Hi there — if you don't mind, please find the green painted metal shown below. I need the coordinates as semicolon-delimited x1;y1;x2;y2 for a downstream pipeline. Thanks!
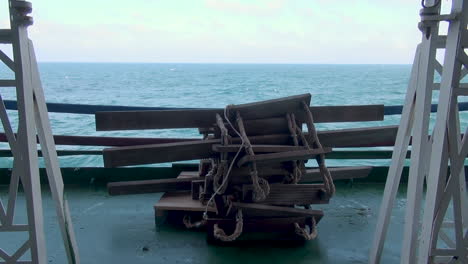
0;166;405;185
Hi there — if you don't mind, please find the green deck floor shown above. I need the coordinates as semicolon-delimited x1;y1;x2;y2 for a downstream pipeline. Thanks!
1;183;410;263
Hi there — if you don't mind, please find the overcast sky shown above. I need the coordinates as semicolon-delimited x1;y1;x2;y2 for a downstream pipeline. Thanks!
1;0;427;63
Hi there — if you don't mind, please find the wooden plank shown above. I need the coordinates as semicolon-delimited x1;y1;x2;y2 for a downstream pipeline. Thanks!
232;202;324;219
107;177;203;196
0;132;199;147
317;125;398;148
307;104;384;123
225;94;311;120
0;123;398;149
301;166;372;182
154;191;216;212
237;148;332;167
242;184;329;205
229;166;372;185
177;171;199;179
213;144;304;153
103;139;218;167
96;104;384;131
102;126;398;167
214;117;290;137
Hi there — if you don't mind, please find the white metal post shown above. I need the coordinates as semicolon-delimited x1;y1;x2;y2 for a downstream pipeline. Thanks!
371;0;468;263
0;1;80;263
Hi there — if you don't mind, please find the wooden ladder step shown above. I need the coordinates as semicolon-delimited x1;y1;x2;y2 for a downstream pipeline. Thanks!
213;144;305;153
154;191;216;212
102;126;397;167
224;93;311;121
95;104;384;131
107;177;202;196
232;202;324;219
242;183;329;205
237;148;332;167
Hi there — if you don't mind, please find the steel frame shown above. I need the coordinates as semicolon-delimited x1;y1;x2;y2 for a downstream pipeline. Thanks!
0;1;79;263
370;0;468;263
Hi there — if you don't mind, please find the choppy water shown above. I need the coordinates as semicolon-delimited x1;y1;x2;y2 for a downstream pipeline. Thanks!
0;63;466;167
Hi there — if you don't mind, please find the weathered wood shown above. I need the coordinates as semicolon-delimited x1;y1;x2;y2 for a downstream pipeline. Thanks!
213;144;304;153
242;184;329;205
317;125;398;148
103;140;218;167
0;132;199;147
95;104;384;131
0;125;400;148
154;191;216;212
107;177;203;196
177;171;199;179
218;117;290;136
103;126;398;167
227;166;372;184
226;94;312;120
237;148;332;167
307;104;384;123
232;202;324;219
301;166;372;182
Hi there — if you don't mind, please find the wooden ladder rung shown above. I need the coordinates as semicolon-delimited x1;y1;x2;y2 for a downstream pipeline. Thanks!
213;144;305;153
232;202;324;219
237;148;332;167
107;177;203;196
242;183;330;205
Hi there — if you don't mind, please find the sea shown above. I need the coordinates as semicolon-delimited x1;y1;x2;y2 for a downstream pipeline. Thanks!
0;63;467;168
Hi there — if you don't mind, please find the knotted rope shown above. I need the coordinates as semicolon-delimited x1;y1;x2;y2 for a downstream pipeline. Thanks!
235;111;270;201
286;113;305;184
213;210;243;242
294;217;318;240
212;114;231;194
183;214;207;229
302;102;335;196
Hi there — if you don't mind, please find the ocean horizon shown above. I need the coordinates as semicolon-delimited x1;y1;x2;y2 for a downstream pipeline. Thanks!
0;63;466;167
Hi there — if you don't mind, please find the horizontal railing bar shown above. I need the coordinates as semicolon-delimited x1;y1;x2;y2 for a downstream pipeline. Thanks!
3;100;193;114
0;80;16;87
2;100;467;116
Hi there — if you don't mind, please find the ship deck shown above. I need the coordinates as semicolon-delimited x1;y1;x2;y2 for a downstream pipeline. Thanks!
1;183;408;264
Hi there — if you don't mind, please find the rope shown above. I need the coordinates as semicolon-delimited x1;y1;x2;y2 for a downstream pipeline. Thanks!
235;111;269;201
286;113;304;184
213;160;229;194
294;218;317;240
202;105;245;221
212;114;231;194
213;210;243;242
183;215;207;229
301;102;335;196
